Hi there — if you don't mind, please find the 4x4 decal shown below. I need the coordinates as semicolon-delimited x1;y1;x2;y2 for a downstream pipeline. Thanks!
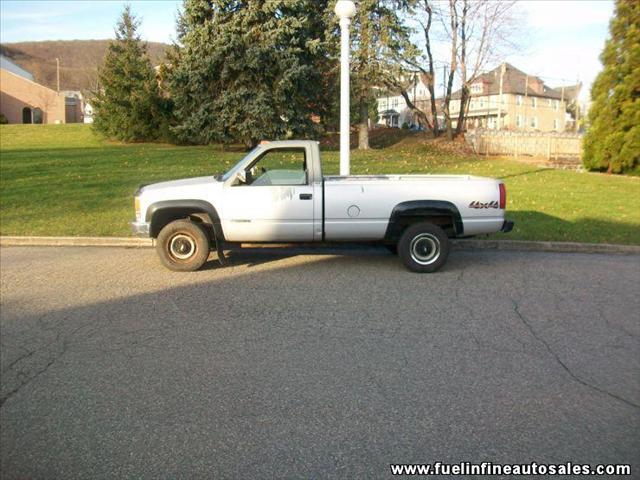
469;200;499;209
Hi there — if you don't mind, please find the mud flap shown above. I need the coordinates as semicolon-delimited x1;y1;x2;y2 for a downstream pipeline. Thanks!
214;236;226;265
501;220;514;233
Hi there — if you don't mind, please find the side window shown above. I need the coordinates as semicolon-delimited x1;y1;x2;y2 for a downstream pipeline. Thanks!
244;148;307;186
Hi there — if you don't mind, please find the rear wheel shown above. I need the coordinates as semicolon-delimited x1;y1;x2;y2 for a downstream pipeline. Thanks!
156;219;210;272
398;222;449;273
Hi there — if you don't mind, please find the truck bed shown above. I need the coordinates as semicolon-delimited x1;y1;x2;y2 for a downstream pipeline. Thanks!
324;174;473;182
323;174;504;240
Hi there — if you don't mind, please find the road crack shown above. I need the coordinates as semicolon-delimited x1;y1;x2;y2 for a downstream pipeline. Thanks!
510;297;640;410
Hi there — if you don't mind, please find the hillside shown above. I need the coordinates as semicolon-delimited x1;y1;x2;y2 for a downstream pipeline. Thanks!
0;40;169;93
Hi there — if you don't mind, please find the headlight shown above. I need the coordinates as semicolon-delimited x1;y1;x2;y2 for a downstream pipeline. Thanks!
134;196;141;220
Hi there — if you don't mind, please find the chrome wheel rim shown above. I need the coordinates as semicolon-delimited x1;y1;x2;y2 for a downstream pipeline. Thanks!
410;233;440;265
169;234;196;260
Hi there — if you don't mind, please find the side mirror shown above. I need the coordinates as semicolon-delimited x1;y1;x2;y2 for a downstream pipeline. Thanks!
236;169;246;184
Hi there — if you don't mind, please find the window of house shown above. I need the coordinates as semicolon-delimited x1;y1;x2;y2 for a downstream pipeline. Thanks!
547;99;552;108
391;98;399;109
516;115;523;128
530;116;538;129
553;118;559;130
531;97;537;108
516;95;523;106
380;100;387;110
32;108;43;124
241;148;307;187
471;83;482;94
554;100;559;110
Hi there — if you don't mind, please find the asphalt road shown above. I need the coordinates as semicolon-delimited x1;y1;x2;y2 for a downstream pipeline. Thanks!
1;246;639;479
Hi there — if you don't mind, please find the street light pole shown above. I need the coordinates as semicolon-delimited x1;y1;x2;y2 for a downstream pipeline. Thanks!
334;0;356;176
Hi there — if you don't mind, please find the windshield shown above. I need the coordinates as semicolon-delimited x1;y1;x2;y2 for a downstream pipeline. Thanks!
221;145;262;182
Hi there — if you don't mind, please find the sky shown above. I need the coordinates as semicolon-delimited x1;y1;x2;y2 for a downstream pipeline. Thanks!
0;0;615;102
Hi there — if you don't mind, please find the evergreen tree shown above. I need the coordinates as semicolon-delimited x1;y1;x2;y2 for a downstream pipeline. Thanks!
583;0;639;174
93;5;168;142
169;0;331;148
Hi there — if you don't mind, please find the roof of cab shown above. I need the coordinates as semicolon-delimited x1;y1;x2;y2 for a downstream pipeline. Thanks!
258;139;318;148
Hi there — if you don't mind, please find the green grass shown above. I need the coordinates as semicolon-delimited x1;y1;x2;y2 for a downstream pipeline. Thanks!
1;124;639;244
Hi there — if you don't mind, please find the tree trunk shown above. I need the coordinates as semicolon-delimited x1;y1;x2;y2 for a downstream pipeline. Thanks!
445;116;454;141
358;99;369;150
423;1;439;136
399;90;432;131
429;82;439;137
455;86;469;136
443;0;458;141
443;69;457;141
455;0;469;138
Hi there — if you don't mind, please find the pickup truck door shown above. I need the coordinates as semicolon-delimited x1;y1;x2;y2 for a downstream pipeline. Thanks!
221;146;315;242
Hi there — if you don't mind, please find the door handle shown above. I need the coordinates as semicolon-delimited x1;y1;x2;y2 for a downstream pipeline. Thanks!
299;193;312;200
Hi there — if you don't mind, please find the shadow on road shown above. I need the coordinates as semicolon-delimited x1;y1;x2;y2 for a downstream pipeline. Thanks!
1;247;638;478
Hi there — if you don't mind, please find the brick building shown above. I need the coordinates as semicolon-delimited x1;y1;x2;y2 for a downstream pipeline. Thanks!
0;55;70;124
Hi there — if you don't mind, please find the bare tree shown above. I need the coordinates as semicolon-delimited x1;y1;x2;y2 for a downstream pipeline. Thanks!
385;0;440;135
442;0;459;140
452;0;518;135
394;0;519;139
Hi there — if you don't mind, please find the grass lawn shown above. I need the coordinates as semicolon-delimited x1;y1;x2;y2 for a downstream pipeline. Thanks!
1;124;639;244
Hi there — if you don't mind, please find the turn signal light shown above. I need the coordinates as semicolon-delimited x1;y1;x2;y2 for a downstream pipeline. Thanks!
134;196;141;220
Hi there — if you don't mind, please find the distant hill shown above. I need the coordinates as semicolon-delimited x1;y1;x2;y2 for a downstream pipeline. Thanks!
0;40;169;93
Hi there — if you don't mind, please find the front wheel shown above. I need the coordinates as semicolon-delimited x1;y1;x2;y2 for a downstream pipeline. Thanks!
156;220;210;272
398;222;449;273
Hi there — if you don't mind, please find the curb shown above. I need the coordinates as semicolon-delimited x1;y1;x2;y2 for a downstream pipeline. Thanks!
1;236;639;255
451;239;640;255
0;236;153;248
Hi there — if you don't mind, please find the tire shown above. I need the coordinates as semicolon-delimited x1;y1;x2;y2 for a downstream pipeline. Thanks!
398;222;449;273
156;219;210;272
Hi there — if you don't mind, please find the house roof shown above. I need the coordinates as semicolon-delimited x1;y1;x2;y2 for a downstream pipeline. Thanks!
0;54;34;81
552;83;582;102
452;63;570;100
0;67;62;98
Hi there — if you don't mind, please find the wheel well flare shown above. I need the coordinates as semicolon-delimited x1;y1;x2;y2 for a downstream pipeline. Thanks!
146;200;222;239
384;200;463;241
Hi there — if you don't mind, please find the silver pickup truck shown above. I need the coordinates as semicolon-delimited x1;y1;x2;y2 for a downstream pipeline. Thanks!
131;140;513;272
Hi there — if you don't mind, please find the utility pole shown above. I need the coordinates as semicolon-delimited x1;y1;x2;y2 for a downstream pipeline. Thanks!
574;76;581;132
497;63;505;130
56;58;60;93
524;75;529;131
560;84;565;132
413;72;417;127
334;0;356;176
443;65;448;100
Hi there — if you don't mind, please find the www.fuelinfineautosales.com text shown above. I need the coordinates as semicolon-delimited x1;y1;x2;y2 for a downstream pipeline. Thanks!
389;462;631;476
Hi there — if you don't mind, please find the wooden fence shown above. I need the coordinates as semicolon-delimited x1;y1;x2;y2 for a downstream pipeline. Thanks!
465;130;583;161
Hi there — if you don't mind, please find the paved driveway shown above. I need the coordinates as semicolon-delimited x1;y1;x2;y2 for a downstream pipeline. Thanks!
1;246;639;478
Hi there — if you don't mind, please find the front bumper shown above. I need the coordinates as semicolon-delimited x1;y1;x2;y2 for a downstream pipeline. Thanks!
501;220;514;233
130;221;150;237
